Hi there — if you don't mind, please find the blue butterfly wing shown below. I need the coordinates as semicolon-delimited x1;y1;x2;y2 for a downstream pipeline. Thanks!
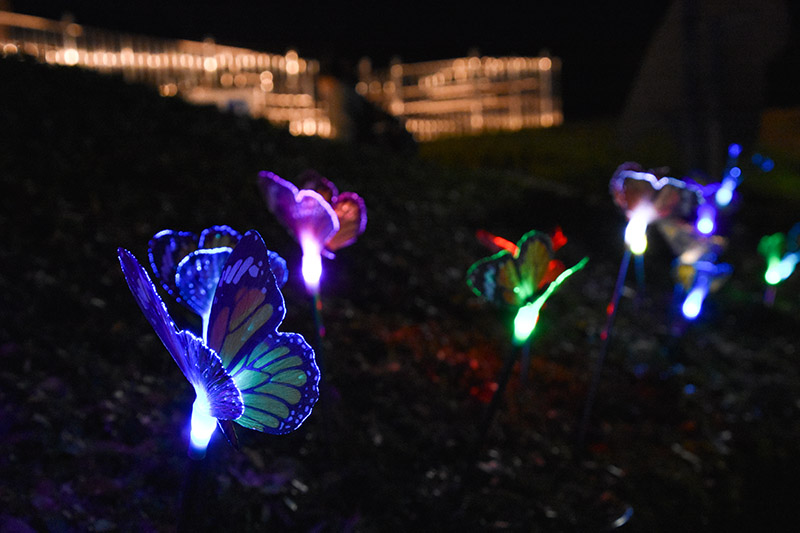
118;247;194;379
120;248;244;419
206;230;320;434
697;260;733;293
199;225;241;249
175;247;232;318
148;229;198;303
267;250;289;288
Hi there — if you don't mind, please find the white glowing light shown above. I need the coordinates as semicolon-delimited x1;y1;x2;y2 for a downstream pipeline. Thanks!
300;234;322;294
64;48;79;66
696;216;714;236
696;204;716;235
203;57;218;72
189;390;216;457
764;266;781;286
624;204;657;255
715;184;733;207
681;286;707;320
513;303;540;344
765;253;799;285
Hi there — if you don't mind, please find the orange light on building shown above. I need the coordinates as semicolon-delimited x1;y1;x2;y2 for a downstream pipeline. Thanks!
63;48;79;65
203;56;217;72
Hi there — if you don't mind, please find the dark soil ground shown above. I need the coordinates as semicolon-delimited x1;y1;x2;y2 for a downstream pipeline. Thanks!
1;56;800;532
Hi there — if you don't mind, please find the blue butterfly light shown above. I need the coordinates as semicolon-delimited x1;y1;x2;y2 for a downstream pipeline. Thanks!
119;230;319;458
148;225;288;338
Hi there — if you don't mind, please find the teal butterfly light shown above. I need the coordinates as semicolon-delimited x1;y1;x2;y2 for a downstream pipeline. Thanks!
758;222;800;305
119;230;320;458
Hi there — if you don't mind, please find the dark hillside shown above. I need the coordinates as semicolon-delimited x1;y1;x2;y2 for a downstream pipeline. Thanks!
1;56;799;532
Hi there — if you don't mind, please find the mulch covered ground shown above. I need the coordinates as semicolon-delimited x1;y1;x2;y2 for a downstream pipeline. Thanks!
1;56;799;532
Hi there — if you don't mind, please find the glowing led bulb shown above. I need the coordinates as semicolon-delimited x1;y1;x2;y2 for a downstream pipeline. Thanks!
696;204;716;235
511;257;589;345
624;204;656;255
715;184;733;207
779;254;799;281
189;390;216;458
513;304;540;344
300;234;322;294
765;253;799;285
764;265;782;285
681;286;707;320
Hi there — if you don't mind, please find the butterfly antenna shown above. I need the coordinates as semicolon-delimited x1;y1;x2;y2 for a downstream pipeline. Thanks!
217;419;240;450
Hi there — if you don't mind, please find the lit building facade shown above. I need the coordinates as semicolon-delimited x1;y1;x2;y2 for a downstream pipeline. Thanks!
0;10;333;137
357;54;563;141
1;10;563;142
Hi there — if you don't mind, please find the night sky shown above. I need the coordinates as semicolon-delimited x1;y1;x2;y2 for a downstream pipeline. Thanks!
6;1;799;118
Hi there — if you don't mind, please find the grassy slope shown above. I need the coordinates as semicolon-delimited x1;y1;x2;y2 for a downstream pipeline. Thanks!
419;113;800;205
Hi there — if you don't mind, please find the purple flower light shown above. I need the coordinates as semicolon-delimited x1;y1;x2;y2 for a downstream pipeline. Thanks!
258;171;367;293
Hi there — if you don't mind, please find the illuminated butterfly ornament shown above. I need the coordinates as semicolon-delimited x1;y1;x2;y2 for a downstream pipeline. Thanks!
257;170;367;295
656;218;731;320
119;230;320;458
469;229;587;442
610;162;703;255
758;222;800;305
697;142;773;210
297;169;368;255
467;229;588;345
657;217;728;266
680;143;753;239
714;143;745;208
674;256;733;320
578;164;702;448
148;225;288;337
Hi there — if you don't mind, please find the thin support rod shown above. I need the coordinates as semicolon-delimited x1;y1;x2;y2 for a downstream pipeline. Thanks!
577;248;631;450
